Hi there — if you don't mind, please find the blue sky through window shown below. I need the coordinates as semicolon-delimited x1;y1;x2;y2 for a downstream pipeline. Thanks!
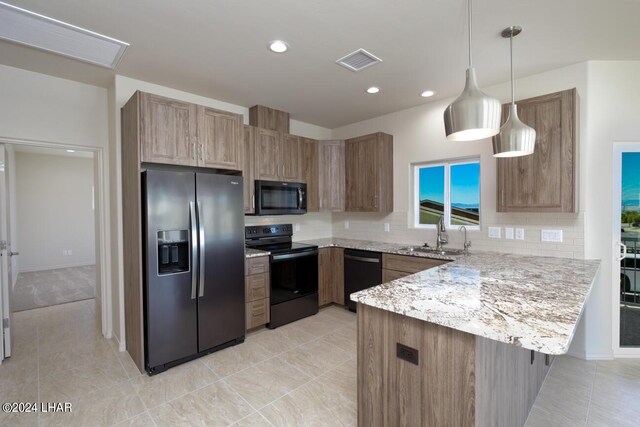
450;163;480;208
418;166;444;203
622;153;640;209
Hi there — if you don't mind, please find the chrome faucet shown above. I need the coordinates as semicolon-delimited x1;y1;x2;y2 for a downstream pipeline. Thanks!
459;225;472;254
436;215;448;251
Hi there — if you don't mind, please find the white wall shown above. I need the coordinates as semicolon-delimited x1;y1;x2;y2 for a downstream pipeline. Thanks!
0;64;110;335
111;75;333;348
331;62;588;260
14;152;95;271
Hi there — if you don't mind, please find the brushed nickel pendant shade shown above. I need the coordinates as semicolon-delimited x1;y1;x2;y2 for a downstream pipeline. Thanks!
444;0;501;141
492;26;536;157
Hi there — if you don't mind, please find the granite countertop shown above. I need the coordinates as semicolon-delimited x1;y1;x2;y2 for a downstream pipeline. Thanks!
298;237;601;355
245;248;270;258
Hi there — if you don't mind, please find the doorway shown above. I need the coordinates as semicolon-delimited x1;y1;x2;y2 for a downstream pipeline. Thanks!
0;139;109;364
613;143;640;354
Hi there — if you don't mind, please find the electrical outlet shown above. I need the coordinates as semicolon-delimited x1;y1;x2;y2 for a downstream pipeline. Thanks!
488;227;501;239
344;221;350;230
515;228;525;240
294;223;300;232
384;223;390;232
505;228;514;240
541;229;563;243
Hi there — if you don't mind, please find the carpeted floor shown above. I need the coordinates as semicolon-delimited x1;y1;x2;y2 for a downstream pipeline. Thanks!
11;265;96;312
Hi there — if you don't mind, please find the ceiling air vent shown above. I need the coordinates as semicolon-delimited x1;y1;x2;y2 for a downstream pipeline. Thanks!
335;48;382;72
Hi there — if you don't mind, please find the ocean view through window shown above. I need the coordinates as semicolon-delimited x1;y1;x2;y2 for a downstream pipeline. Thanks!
414;159;480;229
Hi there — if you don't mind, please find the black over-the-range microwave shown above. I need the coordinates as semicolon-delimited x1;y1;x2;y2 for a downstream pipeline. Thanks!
254;180;307;215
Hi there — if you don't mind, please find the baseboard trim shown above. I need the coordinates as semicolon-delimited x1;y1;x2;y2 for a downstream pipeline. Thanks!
19;262;96;273
567;349;614;360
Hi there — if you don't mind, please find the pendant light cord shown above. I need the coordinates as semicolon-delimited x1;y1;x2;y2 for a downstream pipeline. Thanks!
510;33;515;105
468;0;472;68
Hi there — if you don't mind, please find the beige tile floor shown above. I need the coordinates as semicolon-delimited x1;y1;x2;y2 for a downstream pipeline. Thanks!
0;299;639;426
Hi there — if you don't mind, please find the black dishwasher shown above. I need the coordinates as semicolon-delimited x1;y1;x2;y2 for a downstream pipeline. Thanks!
344;249;382;312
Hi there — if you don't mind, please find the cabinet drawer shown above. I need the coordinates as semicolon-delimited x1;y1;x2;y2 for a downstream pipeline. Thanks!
245;256;270;275
246;298;269;329
245;273;269;302
382;254;448;274
382;268;409;283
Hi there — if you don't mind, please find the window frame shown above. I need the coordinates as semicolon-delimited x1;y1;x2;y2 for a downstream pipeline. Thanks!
413;157;481;231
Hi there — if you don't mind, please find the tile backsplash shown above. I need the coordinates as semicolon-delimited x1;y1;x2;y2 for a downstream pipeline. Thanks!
331;211;585;259
244;212;333;240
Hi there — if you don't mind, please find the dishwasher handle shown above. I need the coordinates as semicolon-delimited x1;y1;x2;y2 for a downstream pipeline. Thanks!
344;254;380;263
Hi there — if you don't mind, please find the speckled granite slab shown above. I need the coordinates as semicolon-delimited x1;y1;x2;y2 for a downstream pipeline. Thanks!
298;237;600;355
245;248;270;258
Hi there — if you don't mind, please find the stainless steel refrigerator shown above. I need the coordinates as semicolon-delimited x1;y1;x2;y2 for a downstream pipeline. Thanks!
142;168;245;374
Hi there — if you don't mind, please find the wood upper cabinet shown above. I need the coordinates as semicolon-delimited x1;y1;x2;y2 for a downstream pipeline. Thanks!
255;128;301;182
243;125;256;213
300;137;319;212
255;128;281;180
139;92;197;166
318;140;345;212
137;91;243;170
496;88;577;213
249;105;290;134
281;134;301;180
345;132;393;212
198;106;243;170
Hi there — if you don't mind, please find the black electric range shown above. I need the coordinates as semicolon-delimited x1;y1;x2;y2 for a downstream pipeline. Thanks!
245;224;319;328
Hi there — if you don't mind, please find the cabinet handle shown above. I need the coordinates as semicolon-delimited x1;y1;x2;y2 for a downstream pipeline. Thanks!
252;194;255;209
530;350;535;365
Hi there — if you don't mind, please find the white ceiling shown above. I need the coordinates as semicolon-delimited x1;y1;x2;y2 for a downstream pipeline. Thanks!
1;0;639;128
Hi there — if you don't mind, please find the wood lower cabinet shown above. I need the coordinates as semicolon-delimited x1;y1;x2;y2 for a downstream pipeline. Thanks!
497;88;577;213
318;140;345;211
358;305;553;427
345;132;393;212
136;91;243;170
245;256;270;329
382;254;449;281
300;137;319;212
318;247;345;306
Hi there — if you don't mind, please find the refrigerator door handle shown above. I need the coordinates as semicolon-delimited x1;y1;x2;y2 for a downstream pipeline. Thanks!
189;201;198;300
197;201;205;297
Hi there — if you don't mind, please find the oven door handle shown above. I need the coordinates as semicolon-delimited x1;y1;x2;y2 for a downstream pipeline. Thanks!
271;250;318;262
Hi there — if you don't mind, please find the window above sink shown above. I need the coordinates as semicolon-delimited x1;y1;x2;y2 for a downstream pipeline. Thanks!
412;158;480;230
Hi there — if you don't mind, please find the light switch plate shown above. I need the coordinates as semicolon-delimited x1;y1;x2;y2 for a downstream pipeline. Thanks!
541;229;563;243
505;228;514;240
344;221;350;230
515;228;525;240
488;227;501;239
384;223;390;232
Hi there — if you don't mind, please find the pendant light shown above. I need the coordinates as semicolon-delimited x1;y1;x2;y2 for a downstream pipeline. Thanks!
492;26;536;157
443;0;501;141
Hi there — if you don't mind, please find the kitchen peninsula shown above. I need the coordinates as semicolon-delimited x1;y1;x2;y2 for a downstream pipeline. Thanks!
346;246;600;427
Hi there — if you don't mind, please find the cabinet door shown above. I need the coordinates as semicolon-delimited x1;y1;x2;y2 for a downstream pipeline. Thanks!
198;106;243;170
497;89;576;212
281;134;301;181
318;140;345;211
318;248;332;306
255;128;281;180
331;247;345;305
139;92;197;166
300;137;319;212
243;125;256;213
346;134;380;211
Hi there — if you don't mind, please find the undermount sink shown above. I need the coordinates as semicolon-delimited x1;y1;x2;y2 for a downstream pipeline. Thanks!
399;246;466;256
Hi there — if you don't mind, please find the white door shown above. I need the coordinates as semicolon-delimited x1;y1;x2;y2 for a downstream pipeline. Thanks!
613;143;640;355
0;144;13;360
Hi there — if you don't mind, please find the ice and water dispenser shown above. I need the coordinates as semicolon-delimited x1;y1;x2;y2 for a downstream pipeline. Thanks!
157;230;189;275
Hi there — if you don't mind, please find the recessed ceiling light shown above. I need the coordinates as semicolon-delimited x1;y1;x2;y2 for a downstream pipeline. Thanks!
421;90;435;98
66;149;75;153
0;1;129;69
366;87;380;94
268;40;288;53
